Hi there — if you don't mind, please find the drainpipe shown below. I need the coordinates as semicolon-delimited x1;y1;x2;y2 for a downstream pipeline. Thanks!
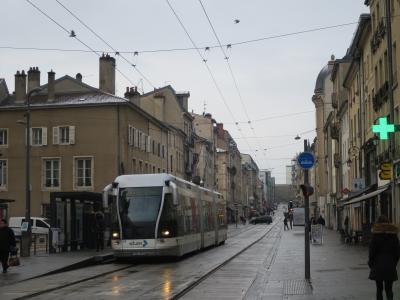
384;0;396;223
117;105;121;175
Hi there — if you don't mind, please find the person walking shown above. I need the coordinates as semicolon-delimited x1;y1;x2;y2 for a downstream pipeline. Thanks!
283;216;289;231
368;215;399;300
95;211;105;252
317;215;325;226
0;219;16;273
288;210;294;230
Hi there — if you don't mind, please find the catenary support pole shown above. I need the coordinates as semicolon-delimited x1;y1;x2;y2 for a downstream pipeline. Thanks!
304;139;311;280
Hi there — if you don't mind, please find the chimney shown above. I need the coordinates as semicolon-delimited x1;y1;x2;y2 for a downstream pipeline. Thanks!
47;70;55;102
124;86;141;105
27;67;40;92
216;123;224;139
15;70;27;104
99;53;115;94
76;73;82;82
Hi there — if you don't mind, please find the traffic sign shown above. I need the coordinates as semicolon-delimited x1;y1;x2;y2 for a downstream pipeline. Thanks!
297;152;315;169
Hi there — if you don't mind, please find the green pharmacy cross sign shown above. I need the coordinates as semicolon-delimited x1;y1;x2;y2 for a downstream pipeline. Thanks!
372;117;396;140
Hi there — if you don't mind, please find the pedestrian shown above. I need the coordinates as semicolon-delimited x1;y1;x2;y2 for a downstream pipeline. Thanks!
283;216;289;231
95;211;105;252
0;219;16;273
289;210;294;230
317;215;325;226
368;215;399;300
344;215;349;235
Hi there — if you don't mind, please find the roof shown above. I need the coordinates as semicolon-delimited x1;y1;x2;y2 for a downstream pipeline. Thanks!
0;76;170;130
347;14;371;57
140;85;192;116
314;64;332;94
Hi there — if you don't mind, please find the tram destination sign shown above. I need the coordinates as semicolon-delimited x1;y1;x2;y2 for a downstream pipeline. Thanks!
297;152;315;169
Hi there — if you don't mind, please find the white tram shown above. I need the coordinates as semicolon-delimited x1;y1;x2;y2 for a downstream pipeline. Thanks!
103;174;227;257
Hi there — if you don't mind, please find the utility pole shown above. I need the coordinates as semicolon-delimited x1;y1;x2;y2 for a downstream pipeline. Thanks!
303;139;311;280
21;87;41;257
385;0;396;222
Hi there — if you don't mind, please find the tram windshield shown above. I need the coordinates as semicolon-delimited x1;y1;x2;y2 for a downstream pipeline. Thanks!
118;186;163;239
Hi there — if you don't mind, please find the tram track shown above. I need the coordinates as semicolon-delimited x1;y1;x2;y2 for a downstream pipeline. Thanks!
13;263;137;300
5;220;282;300
171;217;282;300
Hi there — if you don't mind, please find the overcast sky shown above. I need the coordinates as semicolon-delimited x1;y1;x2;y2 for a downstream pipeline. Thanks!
0;0;368;183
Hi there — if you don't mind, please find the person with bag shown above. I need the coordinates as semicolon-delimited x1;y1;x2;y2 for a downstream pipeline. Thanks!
368;215;400;300
0;219;17;273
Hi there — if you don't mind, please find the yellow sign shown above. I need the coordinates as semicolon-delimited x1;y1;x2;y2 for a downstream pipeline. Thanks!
379;163;392;180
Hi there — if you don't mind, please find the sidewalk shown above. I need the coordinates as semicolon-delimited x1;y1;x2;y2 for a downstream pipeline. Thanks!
257;226;400;299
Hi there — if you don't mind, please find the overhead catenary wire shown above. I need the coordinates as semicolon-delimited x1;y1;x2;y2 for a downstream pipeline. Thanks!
0;19;367;55
24;0;136;87
54;0;155;89
197;0;268;160
164;0;262;165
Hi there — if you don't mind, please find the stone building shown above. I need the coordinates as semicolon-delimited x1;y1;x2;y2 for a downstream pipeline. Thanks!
215;123;242;222
0;55;186;248
191;113;217;190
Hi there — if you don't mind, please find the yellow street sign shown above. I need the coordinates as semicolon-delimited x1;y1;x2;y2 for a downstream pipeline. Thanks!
379;163;392;180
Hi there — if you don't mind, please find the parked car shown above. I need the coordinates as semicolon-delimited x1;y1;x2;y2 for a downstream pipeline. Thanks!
250;215;273;224
9;217;51;237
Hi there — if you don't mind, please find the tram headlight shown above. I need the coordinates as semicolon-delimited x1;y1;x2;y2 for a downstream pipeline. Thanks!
112;232;119;239
161;230;170;237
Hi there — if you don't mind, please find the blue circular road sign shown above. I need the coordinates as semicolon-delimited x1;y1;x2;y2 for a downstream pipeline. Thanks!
297;152;315;169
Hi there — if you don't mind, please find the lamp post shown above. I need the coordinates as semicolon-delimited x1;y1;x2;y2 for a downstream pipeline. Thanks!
20;87;42;257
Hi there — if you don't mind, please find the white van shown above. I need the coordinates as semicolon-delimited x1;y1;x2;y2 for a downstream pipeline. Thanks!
9;217;51;237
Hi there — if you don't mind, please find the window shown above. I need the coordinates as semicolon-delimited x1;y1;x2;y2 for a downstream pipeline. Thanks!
31;127;47;146
139;161;143;173
132;158;137;173
162;145;165;158
0;129;8;147
158;168;161;173
153;166;155;173
53;126;75;145
43;159;60;189
60;126;69;144
170;155;173;173
145;162;148;173
75;157;93;188
36;220;49;228
152;140;155;154
158;143;161;157
0;160;7;189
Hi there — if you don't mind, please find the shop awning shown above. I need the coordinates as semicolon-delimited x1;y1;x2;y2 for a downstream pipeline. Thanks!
340;186;389;207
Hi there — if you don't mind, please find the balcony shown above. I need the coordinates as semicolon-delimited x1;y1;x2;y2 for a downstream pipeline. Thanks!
334;153;341;168
370;20;386;54
330;123;340;140
372;81;389;111
331;92;338;109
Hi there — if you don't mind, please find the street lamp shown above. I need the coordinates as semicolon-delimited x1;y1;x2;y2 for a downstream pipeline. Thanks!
20;87;42;257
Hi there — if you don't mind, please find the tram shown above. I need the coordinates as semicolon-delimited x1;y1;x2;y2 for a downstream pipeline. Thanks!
103;174;227;257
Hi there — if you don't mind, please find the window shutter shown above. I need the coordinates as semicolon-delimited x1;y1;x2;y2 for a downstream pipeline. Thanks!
128;125;133;146
147;136;151;153
134;129;139;148
53;127;59;145
29;128;33;146
69;126;75;145
42;127;47;146
142;134;146;151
